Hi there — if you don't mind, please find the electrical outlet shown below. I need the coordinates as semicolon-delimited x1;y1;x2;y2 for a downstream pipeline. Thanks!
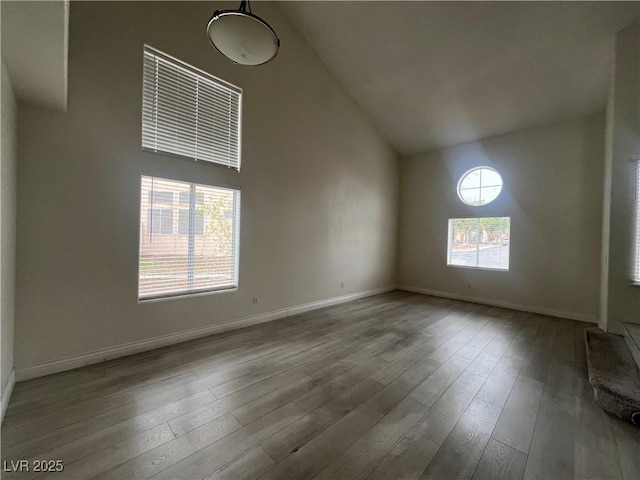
340;282;345;289
252;296;259;304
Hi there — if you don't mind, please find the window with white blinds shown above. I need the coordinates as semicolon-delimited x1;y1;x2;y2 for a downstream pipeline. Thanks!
142;46;242;170
447;217;511;270
633;158;640;283
139;175;240;300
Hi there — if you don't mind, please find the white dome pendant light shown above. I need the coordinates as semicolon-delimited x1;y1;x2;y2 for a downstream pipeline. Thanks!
207;1;280;66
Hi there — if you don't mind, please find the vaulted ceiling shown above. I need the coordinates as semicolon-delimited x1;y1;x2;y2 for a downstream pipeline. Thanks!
1;1;637;153
279;1;639;156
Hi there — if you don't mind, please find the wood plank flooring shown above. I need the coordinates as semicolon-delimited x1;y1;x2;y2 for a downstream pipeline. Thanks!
2;291;639;480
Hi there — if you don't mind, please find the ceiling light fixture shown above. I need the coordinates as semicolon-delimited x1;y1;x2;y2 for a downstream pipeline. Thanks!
206;1;280;66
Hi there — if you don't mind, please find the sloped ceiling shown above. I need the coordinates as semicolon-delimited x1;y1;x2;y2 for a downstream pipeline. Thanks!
279;1;639;156
1;0;69;111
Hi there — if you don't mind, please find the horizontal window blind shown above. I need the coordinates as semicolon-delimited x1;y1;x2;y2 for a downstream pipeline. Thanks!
634;158;640;283
139;175;240;300
447;217;510;271
142;46;242;170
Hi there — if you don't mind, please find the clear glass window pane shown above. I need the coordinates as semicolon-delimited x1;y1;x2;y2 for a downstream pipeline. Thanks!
447;217;510;271
178;210;204;235
457;167;503;206
147;208;174;234
459;170;481;190
481;169;502;187
479;185;502;205
459;188;482;206
139;175;240;300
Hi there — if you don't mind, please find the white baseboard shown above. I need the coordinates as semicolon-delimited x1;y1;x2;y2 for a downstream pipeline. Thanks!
15;286;396;382
1;368;16;424
398;285;598;324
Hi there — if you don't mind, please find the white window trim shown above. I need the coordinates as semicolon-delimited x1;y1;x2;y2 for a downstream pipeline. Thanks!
138;175;241;302
457;166;503;207
447;217;511;271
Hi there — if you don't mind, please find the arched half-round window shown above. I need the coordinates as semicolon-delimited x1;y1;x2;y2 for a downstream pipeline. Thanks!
457;167;503;206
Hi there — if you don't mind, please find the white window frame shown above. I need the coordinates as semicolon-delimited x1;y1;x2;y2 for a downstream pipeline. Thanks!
457;166;503;206
142;46;242;170
147;208;174;235
138;175;241;302
447;217;511;271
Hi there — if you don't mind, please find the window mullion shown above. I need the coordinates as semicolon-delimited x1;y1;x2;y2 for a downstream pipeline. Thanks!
187;184;196;289
476;218;480;267
149;177;155;241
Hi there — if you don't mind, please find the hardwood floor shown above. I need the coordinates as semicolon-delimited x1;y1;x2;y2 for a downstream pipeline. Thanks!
2;291;639;480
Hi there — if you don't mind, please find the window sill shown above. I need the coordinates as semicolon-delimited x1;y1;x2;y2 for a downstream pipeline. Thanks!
447;264;509;272
139;286;237;303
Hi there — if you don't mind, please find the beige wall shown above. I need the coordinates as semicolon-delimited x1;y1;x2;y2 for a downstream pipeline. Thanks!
398;114;605;322
15;1;399;371
603;25;640;333
1;60;17;398
600;70;614;330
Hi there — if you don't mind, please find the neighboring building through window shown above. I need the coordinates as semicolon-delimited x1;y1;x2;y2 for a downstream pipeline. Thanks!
457;167;503;206
147;208;174;235
448;217;511;270
139;175;240;300
142;46;242;170
149;190;174;204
